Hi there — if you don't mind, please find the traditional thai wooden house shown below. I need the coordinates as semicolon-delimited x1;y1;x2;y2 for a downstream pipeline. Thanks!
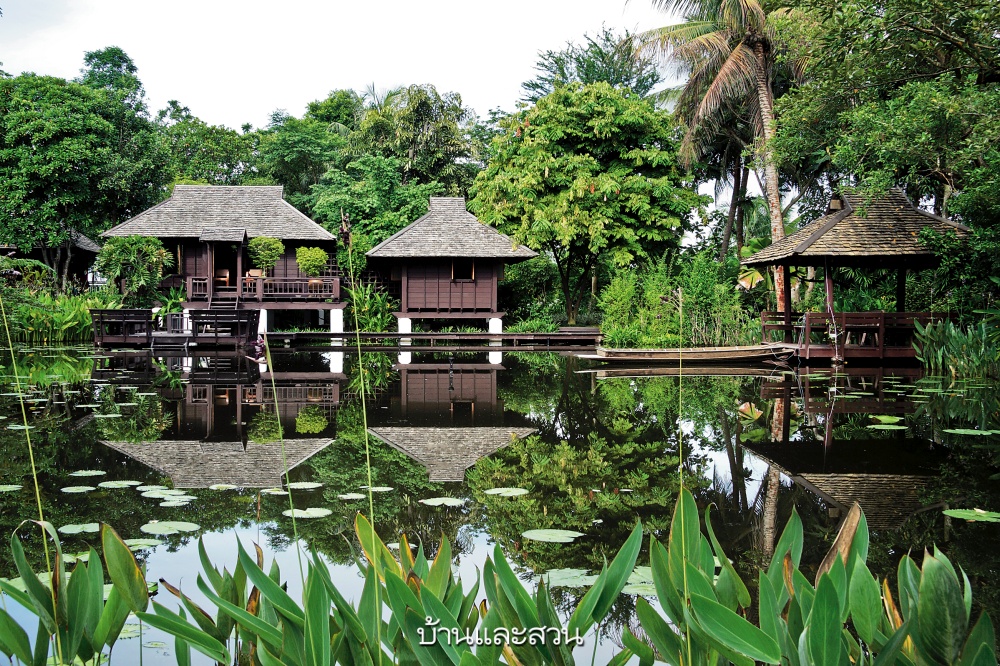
743;188;970;361
101;185;343;335
1;230;101;287
366;197;536;363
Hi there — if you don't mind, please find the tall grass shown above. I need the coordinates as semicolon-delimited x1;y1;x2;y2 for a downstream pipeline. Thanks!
915;319;1000;378
11;289;123;343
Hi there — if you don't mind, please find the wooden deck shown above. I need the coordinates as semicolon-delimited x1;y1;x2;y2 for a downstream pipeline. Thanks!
91;309;260;348
269;330;600;352
575;345;793;364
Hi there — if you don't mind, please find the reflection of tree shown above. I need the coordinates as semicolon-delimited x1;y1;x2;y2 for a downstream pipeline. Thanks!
96;389;170;443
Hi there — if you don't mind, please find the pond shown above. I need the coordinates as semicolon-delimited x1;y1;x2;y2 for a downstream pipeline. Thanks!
1;346;999;663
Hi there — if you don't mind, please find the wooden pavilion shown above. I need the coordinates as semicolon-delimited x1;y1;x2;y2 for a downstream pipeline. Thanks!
101;185;343;335
743;189;970;361
366;197;536;364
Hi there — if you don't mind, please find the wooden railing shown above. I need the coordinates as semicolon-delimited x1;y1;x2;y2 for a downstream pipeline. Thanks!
91;309;154;346
185;276;339;302
763;311;950;359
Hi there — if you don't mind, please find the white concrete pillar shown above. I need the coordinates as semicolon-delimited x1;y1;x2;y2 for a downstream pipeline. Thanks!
328;308;345;373
181;308;192;334
488;317;502;365
257;308;268;335
398;317;412;365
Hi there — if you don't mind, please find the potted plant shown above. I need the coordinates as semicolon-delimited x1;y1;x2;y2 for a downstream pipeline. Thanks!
295;247;329;277
247;237;284;276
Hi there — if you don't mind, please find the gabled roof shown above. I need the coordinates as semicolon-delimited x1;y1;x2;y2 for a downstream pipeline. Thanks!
742;188;970;268
101;438;332;488
367;197;537;260
1;230;101;254
102;185;335;242
368;426;536;482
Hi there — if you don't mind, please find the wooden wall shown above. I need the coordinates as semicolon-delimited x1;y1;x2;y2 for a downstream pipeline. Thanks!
403;260;498;313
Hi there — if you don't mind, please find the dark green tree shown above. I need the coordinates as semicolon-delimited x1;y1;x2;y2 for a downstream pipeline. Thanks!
156;101;261;185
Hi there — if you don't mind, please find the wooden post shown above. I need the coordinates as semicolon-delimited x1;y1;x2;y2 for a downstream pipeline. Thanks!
207;243;214;301
896;269;906;312
824;263;834;313
782;265;793;343
236;242;243;299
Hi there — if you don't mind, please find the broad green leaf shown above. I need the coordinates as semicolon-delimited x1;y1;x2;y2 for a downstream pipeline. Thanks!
426;537;452;600
355;513;401;580
689;592;781;664
492;544;540;630
636;597;682;665
918;554;968;665
139;603;230;664
808;575;845;666
304;568;331;666
0;606;32;664
236;540;303;628
960;612;996;666
767;508;803;601
758;570;781;646
195;575;284;652
850;557;881;645
101;524;148;613
667;489;700;592
593;520;643;622
706;506;750;610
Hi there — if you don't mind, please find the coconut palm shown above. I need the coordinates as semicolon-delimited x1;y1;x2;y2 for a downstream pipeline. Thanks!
640;0;806;309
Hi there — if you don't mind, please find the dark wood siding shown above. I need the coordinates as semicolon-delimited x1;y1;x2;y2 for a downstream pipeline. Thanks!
394;368;500;424
403;260;497;313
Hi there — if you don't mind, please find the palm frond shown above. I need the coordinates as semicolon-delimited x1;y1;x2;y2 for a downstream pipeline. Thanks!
691;42;758;128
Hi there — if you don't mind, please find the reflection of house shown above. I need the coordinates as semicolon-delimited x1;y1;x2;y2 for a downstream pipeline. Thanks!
366;197;536;364
101;186;343;334
102;439;331;488
2;230;101;286
744;438;942;531
367;363;535;481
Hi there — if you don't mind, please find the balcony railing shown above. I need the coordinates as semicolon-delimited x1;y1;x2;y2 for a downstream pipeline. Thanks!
186;276;340;302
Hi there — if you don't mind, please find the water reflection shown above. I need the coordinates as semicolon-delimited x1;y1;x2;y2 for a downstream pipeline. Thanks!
1;347;999;648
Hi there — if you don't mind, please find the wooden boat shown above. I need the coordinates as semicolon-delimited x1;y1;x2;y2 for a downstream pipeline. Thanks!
577;344;793;364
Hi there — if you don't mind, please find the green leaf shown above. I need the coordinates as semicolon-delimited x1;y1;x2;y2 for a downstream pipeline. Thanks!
101;523;148;613
961;612;996;666
917;554;968;665
635;597;683;665
236;540;304;628
139;603;230;664
93;586;130;650
809;575;845;666
667;488;701;593
706;506;751;610
492;543;540;630
426;536;453;600
304;568;332;666
0;606;32;664
593;520;643;622
872;621;910;666
767;508;803;602
849;557;881;645
622;627;654;666
195;575;284;652
9;528;56;634
758;570;781;646
689;592;781;664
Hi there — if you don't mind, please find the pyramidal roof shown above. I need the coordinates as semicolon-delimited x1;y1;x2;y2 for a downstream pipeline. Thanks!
366;197;537;260
102;185;334;241
742;188;969;268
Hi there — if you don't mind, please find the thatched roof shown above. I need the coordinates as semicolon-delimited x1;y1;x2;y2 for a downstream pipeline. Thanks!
367;197;537;260
102;186;334;242
742;189;969;268
368;426;535;482
101;438;332;488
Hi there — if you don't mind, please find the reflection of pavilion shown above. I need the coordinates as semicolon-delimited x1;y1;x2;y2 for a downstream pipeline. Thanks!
368;363;535;482
98;351;342;488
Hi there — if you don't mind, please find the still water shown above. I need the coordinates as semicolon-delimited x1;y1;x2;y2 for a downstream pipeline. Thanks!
1;346;998;663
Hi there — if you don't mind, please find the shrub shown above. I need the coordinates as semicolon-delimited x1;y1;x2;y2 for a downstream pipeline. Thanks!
95;236;175;307
248;236;285;273
295;405;329;434
295;246;329;277
247;410;282;443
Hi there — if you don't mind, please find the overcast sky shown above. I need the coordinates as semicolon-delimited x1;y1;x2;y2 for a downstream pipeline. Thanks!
0;0;676;130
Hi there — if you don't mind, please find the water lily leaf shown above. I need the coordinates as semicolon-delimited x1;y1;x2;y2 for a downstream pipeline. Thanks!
363;486;393;492
541;568;598;588
483;487;529;497
942;508;1000;523
58;523;100;535
159;501;192;507
140;521;200;535
98;480;142;489
942;428;992;436
0;484;22;492
124;538;163;550
522;529;585;543
93;414;122;419
208;484;237;490
69;470;106;477
143;641;167;649
866;424;908;430
285;481;323;490
6;424;34;430
338;492;366;500
418;497;465;507
281;507;332;518
118;624;141;640
873;415;903;424
622;582;659;596
135;485;168;492
260;488;288;496
61;486;96;493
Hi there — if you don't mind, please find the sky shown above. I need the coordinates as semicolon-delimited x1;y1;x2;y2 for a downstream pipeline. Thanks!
0;0;676;130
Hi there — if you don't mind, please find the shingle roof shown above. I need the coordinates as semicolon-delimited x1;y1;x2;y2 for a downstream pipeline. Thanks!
101;438;332;488
368;426;536;482
367;197;537;260
2;230;101;253
102;185;334;241
199;227;247;242
742;189;969;268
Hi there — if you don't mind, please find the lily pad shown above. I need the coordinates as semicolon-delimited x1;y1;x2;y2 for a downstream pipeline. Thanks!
140;521;200;535
69;470;106;477
942;428;992;436
522;529;585;544
209;484;238;491
261;488;288;496
98;480;142;489
362;486;394;492
282;507;332;518
866;424;908;430
60;486;96;493
136;485;169;492
0;485;22;492
160;500;192;507
58;523;100;535
338;493;366;500
124;538;163;549
285;481;323;490
92;414;122;419
483;487;529;497
7;424;34;430
873;415;903;424
541;568;598;588
419;497;465;507
943;508;1000;522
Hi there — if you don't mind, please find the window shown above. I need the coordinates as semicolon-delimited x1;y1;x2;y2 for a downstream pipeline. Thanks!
452;259;475;281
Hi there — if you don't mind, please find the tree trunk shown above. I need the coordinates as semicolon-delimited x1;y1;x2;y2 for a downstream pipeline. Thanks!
735;165;749;257
718;156;743;261
753;40;787;312
60;243;73;293
761;465;781;561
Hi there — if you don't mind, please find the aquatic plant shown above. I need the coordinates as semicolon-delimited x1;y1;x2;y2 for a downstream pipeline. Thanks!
11;290;123;343
915;319;1000;378
344;281;397;333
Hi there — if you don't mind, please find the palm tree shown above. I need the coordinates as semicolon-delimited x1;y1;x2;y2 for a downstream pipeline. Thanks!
640;0;804;310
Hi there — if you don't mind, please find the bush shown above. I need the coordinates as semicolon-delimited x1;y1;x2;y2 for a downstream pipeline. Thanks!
295;246;329;277
248;236;285;273
295;405;329;434
12;290;124;343
247;410;282;443
95;236;175;307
